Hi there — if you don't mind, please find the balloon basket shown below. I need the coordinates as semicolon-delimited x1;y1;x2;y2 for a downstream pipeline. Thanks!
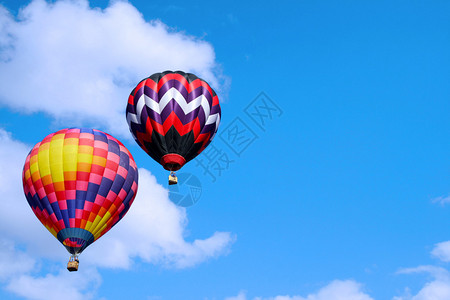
67;261;79;272
169;172;178;185
67;255;79;272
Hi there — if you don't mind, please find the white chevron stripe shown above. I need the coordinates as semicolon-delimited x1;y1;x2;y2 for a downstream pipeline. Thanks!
126;92;157;127
126;111;139;126
209;114;220;141
143;94;159;114
206;112;219;125
201;113;220;141
136;94;146;122
127;88;220;140
142;87;211;117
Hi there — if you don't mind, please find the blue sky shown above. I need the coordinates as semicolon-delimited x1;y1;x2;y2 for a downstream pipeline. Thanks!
0;1;449;299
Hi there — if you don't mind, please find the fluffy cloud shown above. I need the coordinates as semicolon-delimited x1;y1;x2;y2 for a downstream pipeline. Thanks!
225;291;248;300
394;241;450;300
225;280;374;300
0;0;233;269
288;280;374;300
6;266;102;300
0;1;231;298
0;239;36;281
0;128;234;298
431;241;450;263
432;195;450;206
395;266;450;300
0;128;233;268
0;0;224;138
83;168;235;269
0;129;59;257
391;196;450;299
0;237;101;300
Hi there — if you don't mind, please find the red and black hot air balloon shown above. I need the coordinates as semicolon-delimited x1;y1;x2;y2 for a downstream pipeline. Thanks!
126;71;221;184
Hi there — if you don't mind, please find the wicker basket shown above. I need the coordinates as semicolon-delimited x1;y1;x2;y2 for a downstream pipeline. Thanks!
67;260;79;272
168;174;178;185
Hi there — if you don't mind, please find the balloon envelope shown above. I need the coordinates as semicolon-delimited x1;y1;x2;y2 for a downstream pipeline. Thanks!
126;70;221;171
22;128;138;255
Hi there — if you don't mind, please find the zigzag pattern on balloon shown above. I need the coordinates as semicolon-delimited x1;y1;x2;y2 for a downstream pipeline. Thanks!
126;71;221;162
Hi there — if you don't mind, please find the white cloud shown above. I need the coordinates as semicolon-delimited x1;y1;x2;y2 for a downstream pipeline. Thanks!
432;195;450;206
393;241;450;300
225;291;247;300
292;280;374;300
0;237;101;300
0;239;36;281
395;266;450;300
0;110;103;299
225;280;374;300
0;1;231;298
0;130;236;298
0;130;99;298
431;241;450;262
0;129;61;258
0;0;233;266
0;0;224;138
6;267;102;300
83;168;235;269
0;5;15;61
0;127;234;268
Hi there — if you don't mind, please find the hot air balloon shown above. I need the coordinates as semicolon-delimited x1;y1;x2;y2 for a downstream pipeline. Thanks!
126;71;221;184
22;128;138;271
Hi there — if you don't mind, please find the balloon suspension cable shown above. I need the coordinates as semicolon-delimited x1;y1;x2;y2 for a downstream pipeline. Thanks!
70;254;79;262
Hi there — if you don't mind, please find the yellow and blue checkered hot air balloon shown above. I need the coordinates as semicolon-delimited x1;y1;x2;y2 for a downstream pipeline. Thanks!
22;128;139;271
